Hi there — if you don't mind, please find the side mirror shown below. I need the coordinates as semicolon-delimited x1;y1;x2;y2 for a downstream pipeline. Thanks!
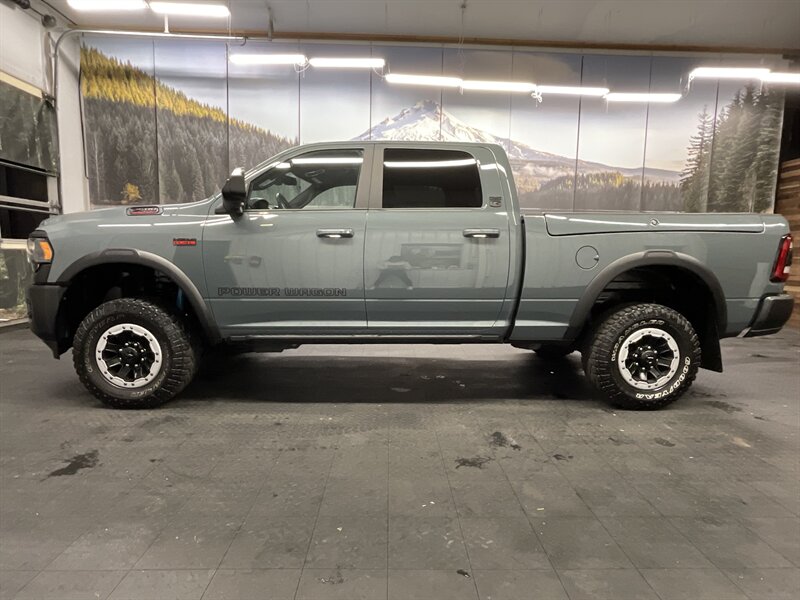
219;168;246;216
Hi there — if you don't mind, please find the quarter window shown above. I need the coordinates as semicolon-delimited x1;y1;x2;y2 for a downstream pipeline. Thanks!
247;149;363;210
381;148;483;209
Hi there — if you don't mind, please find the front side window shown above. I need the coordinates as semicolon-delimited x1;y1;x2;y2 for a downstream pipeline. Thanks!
247;149;363;210
381;148;483;209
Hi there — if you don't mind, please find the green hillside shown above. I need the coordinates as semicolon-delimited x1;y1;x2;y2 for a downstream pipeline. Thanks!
81;46;295;205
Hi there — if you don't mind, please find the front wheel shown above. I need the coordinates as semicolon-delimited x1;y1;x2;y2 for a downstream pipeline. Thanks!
584;303;700;410
73;299;197;409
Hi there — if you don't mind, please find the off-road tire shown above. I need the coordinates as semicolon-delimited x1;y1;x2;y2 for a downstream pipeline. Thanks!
585;303;700;410
534;345;574;360
73;299;196;409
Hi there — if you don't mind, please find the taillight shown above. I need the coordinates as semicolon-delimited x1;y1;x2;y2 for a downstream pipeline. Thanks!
770;234;793;283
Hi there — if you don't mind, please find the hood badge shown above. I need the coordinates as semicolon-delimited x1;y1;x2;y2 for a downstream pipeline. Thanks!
127;206;162;216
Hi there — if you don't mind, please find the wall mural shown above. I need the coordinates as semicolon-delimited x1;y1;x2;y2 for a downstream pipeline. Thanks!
80;37;785;213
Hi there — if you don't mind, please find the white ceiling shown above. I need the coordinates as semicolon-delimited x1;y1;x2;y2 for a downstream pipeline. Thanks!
39;0;800;52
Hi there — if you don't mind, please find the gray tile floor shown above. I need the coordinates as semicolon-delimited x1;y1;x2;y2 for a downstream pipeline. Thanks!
0;327;798;600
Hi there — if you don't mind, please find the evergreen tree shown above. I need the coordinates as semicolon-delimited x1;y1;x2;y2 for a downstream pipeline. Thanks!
707;94;740;212
724;85;760;211
681;106;714;212
190;158;206;202
162;161;184;203
752;88;784;212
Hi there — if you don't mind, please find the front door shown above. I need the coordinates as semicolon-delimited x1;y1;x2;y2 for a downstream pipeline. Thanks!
364;145;512;337
203;146;371;337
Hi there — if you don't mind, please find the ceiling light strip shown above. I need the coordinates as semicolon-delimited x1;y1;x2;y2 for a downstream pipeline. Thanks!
689;67;771;80
605;92;682;103
229;54;308;66
762;72;800;84
461;80;535;92
308;57;386;69
67;0;147;10
536;85;609;97
384;73;463;88
149;2;231;17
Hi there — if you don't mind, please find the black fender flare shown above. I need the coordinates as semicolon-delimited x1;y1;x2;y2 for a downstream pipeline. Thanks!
57;248;221;343
565;250;727;340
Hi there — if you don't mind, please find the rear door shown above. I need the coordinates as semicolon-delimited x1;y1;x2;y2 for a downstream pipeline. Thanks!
364;145;511;337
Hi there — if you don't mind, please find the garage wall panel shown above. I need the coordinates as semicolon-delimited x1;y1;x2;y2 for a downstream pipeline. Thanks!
80;37;157;207
299;43;370;144
574;54;651;211
230;40;300;171
368;45;446;142
509;51;582;210
154;39;229;205
0;4;45;90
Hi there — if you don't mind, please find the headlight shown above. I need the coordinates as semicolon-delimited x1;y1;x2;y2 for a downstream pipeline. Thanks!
27;237;54;265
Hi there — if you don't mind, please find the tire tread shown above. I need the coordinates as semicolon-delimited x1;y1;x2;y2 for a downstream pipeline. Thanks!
586;303;700;410
73;298;196;409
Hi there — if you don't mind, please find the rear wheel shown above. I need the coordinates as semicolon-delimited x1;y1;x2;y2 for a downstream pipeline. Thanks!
585;303;700;410
73;299;197;409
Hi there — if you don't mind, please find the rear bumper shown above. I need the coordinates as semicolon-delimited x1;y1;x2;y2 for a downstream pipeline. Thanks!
743;293;794;337
26;284;66;358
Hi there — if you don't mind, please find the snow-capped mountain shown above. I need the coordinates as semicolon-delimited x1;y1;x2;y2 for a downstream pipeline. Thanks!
353;100;680;188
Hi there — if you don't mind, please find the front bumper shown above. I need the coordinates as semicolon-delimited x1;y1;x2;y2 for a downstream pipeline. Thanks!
743;293;795;337
26;283;67;358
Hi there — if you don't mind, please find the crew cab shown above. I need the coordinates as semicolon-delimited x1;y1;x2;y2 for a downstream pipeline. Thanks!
27;142;794;409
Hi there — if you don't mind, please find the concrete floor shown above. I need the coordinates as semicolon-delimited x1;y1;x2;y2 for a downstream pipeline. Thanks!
0;328;798;600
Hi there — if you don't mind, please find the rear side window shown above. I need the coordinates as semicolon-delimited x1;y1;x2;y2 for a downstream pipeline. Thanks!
381;149;482;209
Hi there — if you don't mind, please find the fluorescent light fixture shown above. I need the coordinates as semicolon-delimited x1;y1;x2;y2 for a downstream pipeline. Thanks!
689;67;770;80
385;159;477;168
308;57;385;69
149;2;231;17
67;0;147;10
536;85;609;97
605;92;682;103
229;54;307;66
461;80;535;92
762;72;800;84
385;73;462;88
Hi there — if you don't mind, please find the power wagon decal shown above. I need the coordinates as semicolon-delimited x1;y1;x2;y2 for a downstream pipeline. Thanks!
218;287;347;297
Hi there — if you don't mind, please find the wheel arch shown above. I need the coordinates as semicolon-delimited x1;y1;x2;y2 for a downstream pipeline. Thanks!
56;249;220;346
567;250;726;372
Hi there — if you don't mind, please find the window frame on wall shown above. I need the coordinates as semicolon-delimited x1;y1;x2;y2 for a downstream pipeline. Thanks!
0;161;59;239
0;161;54;325
0;71;59;177
370;145;487;211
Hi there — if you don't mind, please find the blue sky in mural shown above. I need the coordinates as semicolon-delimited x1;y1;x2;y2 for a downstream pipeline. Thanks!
228;40;301;141
300;43;371;143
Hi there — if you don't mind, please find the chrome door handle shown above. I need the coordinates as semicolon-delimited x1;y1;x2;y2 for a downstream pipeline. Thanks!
463;228;500;239
317;228;354;239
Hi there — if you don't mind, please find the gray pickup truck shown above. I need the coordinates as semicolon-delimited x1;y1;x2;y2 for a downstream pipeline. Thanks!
27;142;794;410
